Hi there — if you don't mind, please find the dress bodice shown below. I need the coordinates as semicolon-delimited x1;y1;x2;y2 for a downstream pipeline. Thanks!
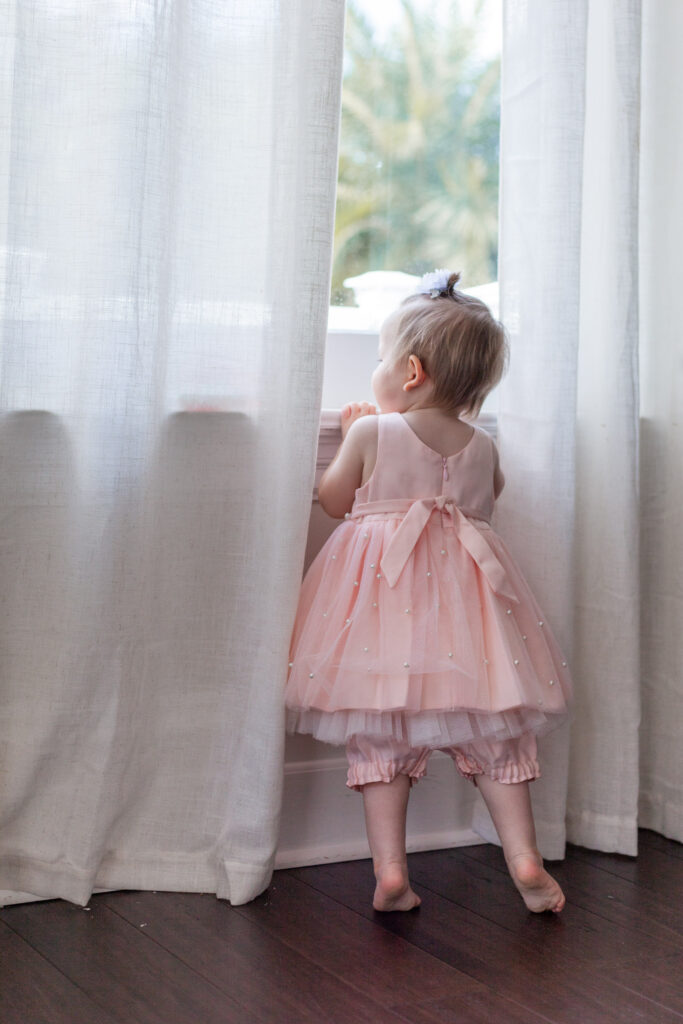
352;412;497;521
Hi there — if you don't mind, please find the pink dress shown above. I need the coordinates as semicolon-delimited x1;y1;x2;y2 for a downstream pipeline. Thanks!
285;412;572;785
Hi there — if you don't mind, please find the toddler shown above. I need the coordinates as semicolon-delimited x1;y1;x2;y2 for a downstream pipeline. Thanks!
285;270;572;913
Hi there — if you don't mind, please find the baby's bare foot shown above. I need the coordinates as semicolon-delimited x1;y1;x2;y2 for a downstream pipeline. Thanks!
373;862;421;912
506;851;565;913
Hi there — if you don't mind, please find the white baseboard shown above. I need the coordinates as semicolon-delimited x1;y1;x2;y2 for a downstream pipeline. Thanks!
276;750;484;870
275;828;484;870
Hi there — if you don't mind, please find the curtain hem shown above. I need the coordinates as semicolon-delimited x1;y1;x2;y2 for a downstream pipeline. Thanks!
565;809;638;856
0;852;275;908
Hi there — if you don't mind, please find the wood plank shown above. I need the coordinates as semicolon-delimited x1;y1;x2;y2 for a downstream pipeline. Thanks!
242;869;558;1024
292;857;683;1023
231;870;480;1008
431;845;683;1020
3;839;683;1024
601;954;683;1018
0;918;119;1024
0;894;261;1024
405;848;681;967
394;990;554;1024
567;841;683;901
460;842;683;943
639;829;683;862
101;888;415;1024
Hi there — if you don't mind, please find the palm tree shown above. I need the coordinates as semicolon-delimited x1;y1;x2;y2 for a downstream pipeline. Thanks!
333;0;500;303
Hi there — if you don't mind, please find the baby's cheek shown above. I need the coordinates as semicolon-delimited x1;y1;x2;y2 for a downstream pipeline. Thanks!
371;368;387;405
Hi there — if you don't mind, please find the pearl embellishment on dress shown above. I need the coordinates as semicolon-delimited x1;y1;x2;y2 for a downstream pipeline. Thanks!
288;430;571;750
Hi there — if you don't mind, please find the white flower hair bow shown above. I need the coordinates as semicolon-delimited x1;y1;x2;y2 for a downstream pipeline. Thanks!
417;268;454;298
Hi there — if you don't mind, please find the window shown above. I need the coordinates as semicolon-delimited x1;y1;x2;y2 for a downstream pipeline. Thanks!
324;0;502;412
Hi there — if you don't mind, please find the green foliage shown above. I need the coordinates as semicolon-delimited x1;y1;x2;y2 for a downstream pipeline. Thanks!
332;0;500;302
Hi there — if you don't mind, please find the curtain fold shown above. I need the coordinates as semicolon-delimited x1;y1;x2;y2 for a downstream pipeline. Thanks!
568;0;641;853
0;0;345;908
493;0;681;858
477;0;589;860
637;0;683;843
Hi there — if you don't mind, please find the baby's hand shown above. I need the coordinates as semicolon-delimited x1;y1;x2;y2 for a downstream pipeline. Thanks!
340;401;377;440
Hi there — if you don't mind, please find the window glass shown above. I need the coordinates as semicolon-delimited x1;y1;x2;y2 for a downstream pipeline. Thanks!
329;0;501;333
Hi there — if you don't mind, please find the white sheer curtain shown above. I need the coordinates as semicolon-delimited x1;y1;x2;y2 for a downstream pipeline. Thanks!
0;0;344;907
484;0;682;859
638;0;683;844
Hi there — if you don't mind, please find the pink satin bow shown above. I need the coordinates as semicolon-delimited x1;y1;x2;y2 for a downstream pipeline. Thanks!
351;496;519;603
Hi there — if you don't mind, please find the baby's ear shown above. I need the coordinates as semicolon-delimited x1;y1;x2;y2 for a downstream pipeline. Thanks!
403;354;426;391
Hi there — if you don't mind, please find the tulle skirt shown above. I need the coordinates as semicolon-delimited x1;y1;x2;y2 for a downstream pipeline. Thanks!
285;508;572;749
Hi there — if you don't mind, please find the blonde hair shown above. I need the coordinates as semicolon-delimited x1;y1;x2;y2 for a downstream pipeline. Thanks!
393;272;508;417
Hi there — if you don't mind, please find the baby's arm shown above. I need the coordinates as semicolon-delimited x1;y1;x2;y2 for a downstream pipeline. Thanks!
493;441;505;499
318;405;377;518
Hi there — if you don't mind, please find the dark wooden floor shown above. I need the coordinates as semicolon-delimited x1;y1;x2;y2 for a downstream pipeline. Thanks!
2;829;683;1024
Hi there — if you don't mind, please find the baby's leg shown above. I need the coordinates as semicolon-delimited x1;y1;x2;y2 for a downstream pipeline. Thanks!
474;773;565;913
362;775;421;911
346;734;428;911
